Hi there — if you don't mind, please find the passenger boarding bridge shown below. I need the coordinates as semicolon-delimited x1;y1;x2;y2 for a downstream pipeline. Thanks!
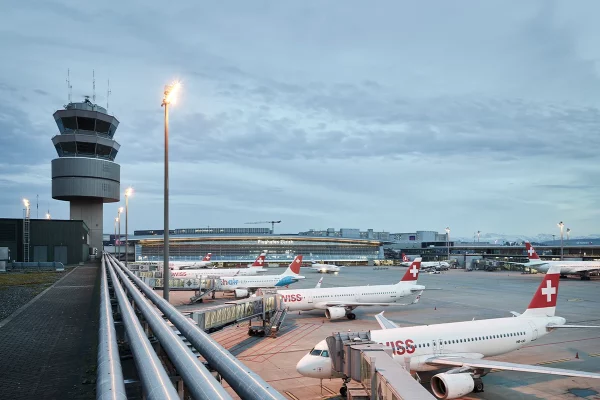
326;331;435;399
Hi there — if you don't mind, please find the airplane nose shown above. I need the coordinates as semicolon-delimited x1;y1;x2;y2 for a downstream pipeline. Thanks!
296;356;313;375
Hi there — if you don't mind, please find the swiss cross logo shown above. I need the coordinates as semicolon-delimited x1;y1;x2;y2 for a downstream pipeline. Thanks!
409;265;419;278
295;258;301;263
256;258;263;265
528;247;536;256
541;280;556;303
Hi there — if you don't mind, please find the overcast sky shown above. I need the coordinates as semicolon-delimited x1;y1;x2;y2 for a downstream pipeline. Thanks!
1;1;599;239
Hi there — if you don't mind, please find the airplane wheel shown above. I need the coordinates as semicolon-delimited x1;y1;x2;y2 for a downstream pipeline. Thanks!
340;386;347;397
347;313;356;320
474;378;484;392
560;275;568;279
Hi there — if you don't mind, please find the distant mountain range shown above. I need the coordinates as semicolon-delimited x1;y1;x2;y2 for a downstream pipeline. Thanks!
454;232;600;244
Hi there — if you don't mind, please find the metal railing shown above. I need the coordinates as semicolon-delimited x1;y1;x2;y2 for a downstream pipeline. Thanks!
107;257;231;400
109;254;285;400
105;256;180;400
97;256;127;400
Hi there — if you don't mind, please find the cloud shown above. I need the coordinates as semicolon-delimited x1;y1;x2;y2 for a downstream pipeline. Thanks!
1;1;600;237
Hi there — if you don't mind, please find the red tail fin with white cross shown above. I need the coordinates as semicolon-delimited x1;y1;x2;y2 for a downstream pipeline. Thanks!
202;253;212;261
251;253;266;267
402;253;410;263
521;265;561;317
525;242;540;260
400;258;421;282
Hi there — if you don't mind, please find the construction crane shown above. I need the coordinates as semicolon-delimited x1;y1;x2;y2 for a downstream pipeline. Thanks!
245;220;281;234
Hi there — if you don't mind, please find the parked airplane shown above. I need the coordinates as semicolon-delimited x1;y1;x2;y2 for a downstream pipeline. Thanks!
220;255;305;298
277;258;424;320
171;253;268;278
296;264;600;399
401;253;449;271
309;260;344;273
520;242;600;280
138;253;214;269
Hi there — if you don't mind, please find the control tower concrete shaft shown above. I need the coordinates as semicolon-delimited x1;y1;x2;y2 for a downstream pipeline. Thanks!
51;97;121;252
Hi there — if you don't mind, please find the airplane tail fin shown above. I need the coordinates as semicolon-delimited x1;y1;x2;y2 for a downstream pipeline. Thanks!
521;265;561;317
251;253;267;267
282;255;303;276
315;277;323;288
203;253;212;262
398;258;421;283
401;253;409;263
525;241;540;260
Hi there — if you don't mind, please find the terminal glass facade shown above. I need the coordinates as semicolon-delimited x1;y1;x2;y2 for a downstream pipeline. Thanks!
134;236;383;263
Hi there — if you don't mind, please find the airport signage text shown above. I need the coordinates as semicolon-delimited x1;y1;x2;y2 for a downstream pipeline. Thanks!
257;240;294;245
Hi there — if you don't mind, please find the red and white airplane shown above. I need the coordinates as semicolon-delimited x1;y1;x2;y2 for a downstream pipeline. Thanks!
519;241;600;280
401;253;450;271
296;265;600;399
277;259;425;320
171;253;268;278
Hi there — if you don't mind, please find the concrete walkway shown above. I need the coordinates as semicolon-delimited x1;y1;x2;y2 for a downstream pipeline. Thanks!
0;264;100;399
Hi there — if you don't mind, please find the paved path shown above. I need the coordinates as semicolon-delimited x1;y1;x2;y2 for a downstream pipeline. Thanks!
0;264;100;400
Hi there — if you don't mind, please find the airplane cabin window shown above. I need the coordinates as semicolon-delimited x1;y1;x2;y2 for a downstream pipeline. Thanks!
321;350;329;357
311;350;322;356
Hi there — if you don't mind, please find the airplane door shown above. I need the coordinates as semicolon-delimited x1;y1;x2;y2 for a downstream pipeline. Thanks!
307;295;313;304
528;321;538;341
432;339;443;355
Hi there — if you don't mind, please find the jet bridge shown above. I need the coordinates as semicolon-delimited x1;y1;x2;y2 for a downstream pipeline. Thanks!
135;271;222;302
184;294;285;335
327;331;435;399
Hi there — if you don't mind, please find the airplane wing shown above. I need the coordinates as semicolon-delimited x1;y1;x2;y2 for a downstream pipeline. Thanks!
425;356;600;379
374;311;400;329
319;297;421;309
321;301;395;307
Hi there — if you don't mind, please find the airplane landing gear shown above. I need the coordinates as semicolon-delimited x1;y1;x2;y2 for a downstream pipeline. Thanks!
473;378;484;393
560;275;568;279
346;312;356;320
580;275;591;281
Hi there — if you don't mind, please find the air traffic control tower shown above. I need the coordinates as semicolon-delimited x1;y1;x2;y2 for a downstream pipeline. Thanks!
51;97;121;252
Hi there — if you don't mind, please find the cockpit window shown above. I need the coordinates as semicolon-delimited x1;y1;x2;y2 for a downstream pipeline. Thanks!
310;349;322;356
321;350;329;357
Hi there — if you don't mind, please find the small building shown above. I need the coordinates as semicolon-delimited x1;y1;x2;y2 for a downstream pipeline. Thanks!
0;218;90;265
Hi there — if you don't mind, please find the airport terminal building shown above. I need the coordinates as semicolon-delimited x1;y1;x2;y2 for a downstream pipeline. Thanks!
125;227;385;264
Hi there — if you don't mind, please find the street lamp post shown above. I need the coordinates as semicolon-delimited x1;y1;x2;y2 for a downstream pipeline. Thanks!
477;230;481;243
566;228;571;241
558;221;564;260
161;80;181;302
125;188;133;267
117;207;123;260
114;217;118;258
445;227;450;262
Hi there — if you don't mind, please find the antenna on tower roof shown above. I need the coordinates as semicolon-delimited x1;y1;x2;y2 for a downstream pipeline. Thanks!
92;70;96;103
107;79;111;111
66;68;72;103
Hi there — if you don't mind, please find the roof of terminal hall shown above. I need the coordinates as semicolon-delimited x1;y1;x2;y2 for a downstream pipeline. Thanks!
129;233;384;246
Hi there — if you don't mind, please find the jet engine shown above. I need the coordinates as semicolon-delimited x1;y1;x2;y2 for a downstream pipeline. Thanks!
430;372;474;399
234;289;249;299
325;307;346;320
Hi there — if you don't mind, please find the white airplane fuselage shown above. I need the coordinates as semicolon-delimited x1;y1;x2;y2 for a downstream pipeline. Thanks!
311;264;341;273
219;274;304;292
278;283;423;312
531;261;600;274
370;315;564;372
171;267;267;278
